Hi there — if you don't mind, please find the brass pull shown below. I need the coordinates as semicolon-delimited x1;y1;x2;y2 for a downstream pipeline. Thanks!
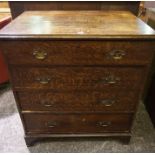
100;99;115;106
46;122;57;128
97;121;111;127
36;77;51;84
98;75;120;84
109;50;126;60
33;50;47;60
40;100;54;107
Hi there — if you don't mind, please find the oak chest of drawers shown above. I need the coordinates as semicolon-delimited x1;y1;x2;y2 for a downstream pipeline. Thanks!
0;11;155;146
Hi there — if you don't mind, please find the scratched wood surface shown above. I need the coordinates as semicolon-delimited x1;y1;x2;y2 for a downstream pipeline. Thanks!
0;11;155;39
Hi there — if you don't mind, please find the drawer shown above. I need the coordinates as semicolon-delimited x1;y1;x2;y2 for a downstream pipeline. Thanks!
18;91;138;112
23;113;132;134
11;67;143;91
2;41;154;65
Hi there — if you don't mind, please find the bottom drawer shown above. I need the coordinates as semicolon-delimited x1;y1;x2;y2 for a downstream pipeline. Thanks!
23;113;133;134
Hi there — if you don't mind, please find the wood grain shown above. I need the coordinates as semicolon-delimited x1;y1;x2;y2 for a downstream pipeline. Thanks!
18;90;139;113
1;40;154;66
9;1;140;19
10;67;144;91
0;11;155;39
23;113;132;134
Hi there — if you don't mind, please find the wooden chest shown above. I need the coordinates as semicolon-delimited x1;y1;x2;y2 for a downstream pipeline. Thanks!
0;11;155;146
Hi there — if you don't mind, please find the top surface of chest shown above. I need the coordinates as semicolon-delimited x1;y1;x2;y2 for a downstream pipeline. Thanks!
0;10;155;39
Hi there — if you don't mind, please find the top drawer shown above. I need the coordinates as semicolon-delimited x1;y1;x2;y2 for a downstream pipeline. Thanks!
1;40;154;66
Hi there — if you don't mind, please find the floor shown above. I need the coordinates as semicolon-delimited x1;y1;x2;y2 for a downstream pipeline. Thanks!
0;87;155;153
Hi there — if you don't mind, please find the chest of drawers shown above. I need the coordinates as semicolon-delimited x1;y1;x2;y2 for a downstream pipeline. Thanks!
0;11;155;146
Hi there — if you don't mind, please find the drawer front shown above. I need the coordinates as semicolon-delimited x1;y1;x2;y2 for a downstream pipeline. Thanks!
23;113;132;134
18;91;138;112
2;41;154;65
11;67;143;91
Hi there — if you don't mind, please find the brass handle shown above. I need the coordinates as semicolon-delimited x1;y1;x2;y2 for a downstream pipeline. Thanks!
97;121;111;127
100;99;115;106
40;100;54;107
36;77;51;84
46;122;57;128
98;75;120;84
33;50;47;60
109;50;126;60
